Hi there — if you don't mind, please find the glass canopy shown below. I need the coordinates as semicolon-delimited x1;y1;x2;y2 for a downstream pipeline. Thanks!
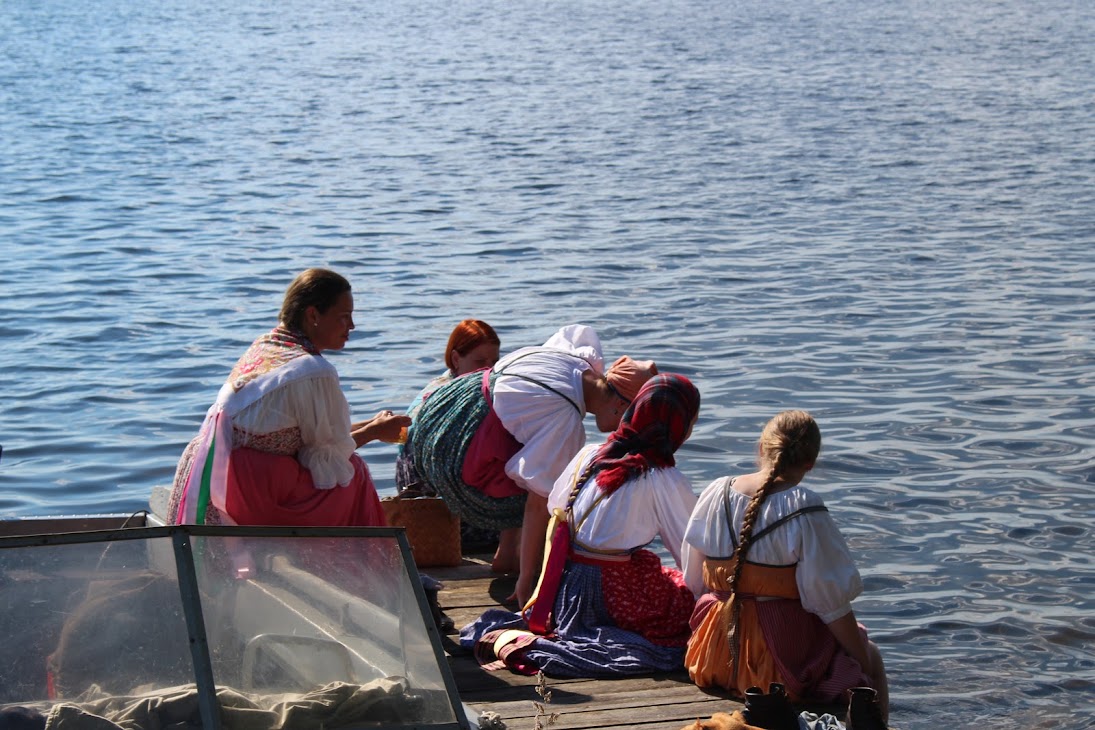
0;525;470;730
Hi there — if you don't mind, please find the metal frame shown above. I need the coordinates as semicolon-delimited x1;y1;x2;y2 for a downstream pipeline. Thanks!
172;529;220;730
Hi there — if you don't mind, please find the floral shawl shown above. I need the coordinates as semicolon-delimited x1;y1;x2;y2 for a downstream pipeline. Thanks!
174;327;330;524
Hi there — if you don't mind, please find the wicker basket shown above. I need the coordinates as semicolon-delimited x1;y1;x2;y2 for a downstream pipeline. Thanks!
381;495;462;568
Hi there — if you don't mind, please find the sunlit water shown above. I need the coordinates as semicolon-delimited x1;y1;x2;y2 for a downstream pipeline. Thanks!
1;0;1093;725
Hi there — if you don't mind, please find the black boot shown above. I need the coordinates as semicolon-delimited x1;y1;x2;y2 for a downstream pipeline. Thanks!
420;575;455;632
741;683;798;730
846;686;887;730
742;686;766;724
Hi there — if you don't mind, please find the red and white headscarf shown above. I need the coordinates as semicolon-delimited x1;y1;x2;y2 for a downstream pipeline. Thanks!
588;373;701;494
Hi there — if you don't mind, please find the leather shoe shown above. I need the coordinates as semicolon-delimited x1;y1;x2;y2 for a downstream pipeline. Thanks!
741;682;798;730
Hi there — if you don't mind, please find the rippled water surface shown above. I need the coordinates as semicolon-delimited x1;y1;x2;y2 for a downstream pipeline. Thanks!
1;0;1093;725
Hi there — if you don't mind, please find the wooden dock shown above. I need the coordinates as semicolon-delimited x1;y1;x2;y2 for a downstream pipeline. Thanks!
430;557;737;730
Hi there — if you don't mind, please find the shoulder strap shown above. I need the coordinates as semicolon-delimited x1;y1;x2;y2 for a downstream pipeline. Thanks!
492;348;584;415
751;505;829;542
723;480;828;549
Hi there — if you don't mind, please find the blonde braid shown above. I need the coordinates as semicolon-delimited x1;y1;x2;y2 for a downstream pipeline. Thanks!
727;452;784;596
725;410;820;690
576;459;599;493
565;458;601;515
730;409;820;586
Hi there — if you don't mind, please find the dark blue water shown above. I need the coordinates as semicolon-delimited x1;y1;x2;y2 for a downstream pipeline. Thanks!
2;0;1093;725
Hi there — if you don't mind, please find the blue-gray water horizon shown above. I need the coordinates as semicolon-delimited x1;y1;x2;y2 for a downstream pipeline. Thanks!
1;0;1093;726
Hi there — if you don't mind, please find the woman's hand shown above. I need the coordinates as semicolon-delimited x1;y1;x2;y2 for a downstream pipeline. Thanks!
507;493;550;608
512;573;536;610
826;610;873;672
373;409;412;442
352;410;412;448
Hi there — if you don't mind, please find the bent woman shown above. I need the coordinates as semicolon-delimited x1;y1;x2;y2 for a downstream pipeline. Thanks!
410;324;656;605
168;268;409;527
461;374;701;677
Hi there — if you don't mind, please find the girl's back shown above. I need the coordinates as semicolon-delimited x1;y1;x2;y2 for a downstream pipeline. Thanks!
682;477;862;624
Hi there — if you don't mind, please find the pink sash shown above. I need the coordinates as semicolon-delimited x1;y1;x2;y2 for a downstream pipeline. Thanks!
460;370;525;498
523;512;571;634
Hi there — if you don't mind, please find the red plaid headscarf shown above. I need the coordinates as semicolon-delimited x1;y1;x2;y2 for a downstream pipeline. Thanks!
588;373;701;494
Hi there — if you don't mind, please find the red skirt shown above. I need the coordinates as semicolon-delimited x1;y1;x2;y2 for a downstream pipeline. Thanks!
594;549;696;647
224;447;386;527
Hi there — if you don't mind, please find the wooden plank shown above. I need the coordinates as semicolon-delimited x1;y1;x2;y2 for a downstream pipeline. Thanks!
477;686;730;713
437;569;750;730
468;698;731;730
451;661;711;699
441;585;517;611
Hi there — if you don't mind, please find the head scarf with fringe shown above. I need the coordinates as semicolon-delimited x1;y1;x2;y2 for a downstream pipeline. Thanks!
588;373;700;494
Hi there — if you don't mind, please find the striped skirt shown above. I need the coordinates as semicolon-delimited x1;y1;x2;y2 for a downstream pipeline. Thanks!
410;371;527;530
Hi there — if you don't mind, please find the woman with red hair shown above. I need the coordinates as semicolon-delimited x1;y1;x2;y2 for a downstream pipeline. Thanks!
395;319;501;492
460;374;701;678
443;319;503;375
411;324;657;603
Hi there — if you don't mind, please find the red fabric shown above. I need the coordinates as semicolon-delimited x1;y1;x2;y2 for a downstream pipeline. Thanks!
461;370;525;498
755;598;872;702
474;630;540;675
598;549;696;647
224;447;386;527
688;591;723;632
525;517;571;633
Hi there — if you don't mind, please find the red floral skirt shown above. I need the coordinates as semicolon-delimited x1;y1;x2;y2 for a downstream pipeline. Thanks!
593;549;695;647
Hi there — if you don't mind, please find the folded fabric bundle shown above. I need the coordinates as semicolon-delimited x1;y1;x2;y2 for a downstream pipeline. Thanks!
473;629;540;675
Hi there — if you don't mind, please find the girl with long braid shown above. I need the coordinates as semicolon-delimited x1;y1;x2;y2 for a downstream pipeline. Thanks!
682;410;889;719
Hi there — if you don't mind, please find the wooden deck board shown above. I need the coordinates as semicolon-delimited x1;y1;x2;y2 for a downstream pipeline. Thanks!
432;559;740;730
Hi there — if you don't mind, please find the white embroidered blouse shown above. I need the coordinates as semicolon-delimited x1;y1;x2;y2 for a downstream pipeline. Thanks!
230;359;357;489
682;477;863;624
549;445;698;571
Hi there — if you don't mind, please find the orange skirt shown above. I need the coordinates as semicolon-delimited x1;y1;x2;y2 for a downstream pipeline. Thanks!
685;557;870;703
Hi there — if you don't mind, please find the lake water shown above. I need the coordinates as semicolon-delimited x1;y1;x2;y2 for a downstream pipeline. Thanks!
2;0;1093;725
